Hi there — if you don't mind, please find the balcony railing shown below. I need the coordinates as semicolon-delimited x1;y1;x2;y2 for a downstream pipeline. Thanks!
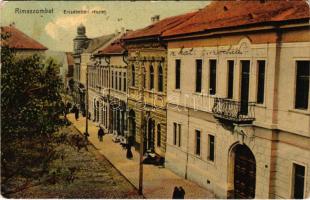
212;97;255;124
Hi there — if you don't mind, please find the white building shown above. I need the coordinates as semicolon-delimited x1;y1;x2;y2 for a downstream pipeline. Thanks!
88;32;129;143
162;1;309;198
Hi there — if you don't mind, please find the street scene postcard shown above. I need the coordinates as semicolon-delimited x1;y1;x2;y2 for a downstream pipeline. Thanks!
1;0;310;199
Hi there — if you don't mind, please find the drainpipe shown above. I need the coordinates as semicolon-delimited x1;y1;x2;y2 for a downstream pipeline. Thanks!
185;107;190;179
268;26;282;198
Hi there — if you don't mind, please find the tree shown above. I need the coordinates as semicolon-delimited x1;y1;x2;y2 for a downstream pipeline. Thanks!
1;32;64;195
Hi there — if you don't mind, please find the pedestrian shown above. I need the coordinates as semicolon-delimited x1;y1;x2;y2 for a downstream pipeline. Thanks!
179;186;185;199
126;143;133;159
75;107;79;120
172;186;180;199
98;127;104;142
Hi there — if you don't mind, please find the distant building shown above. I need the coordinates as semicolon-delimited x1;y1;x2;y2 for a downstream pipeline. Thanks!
1;25;47;56
72;24;116;115
162;1;310;198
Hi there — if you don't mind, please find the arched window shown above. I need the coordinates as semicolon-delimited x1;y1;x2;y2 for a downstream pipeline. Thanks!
157;124;161;147
131;65;135;86
158;65;163;92
150;65;154;90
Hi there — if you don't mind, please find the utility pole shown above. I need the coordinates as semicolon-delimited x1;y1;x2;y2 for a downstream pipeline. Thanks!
85;65;89;137
138;63;145;195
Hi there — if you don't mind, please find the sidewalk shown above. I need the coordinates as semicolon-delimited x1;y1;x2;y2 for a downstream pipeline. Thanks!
67;114;214;199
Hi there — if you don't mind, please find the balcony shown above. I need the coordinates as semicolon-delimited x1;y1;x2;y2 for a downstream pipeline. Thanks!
212;97;255;124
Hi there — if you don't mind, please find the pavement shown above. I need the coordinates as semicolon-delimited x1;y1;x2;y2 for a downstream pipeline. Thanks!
67;114;214;199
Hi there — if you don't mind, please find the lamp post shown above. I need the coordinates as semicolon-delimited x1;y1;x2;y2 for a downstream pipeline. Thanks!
85;65;89;137
138;63;145;195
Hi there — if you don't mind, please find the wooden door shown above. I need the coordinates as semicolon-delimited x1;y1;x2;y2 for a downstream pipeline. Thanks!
234;144;256;199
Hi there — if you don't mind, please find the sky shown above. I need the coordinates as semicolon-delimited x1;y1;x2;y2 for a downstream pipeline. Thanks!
1;1;209;52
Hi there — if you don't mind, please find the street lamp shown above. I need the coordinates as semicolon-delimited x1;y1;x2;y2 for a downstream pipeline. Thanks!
85;64;89;138
138;63;146;195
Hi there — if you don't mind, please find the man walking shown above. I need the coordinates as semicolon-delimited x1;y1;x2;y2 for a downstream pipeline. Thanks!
98;127;104;142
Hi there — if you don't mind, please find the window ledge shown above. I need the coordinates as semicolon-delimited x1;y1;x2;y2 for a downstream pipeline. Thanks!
255;103;267;108
288;109;310;115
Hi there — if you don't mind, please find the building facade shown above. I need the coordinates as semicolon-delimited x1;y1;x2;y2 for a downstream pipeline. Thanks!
72;24;116;115
122;13;195;159
162;1;310;199
88;33;128;143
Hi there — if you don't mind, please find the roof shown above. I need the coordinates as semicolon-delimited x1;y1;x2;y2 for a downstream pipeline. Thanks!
84;34;116;53
163;0;310;37
97;32;132;55
66;52;74;66
1;26;48;50
97;38;125;55
123;11;197;40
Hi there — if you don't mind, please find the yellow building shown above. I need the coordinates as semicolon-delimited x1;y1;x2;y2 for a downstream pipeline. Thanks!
123;14;195;160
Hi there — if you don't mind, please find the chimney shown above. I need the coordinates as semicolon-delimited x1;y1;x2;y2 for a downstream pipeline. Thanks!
151;15;160;23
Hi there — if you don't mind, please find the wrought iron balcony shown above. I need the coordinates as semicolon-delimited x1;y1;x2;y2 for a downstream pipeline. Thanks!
212;97;255;124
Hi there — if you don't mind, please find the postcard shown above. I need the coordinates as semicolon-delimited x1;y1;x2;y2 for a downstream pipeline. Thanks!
1;0;309;199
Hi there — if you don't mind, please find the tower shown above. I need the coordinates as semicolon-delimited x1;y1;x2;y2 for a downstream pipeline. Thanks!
73;24;88;54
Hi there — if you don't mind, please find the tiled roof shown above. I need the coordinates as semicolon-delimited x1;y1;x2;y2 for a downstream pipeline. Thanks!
66;52;74;66
97;38;125;55
1;26;48;50
84;34;116;53
123;11;197;40
163;0;310;37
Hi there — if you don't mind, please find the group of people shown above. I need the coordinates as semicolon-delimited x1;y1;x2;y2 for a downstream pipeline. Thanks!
172;186;185;199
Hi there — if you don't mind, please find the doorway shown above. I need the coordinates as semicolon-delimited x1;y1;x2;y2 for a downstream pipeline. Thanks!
234;144;256;198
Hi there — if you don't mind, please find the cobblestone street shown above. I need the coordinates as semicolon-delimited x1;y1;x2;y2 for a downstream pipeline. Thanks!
7;125;142;199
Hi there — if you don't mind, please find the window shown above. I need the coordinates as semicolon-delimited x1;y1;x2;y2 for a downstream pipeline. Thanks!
209;59;217;95
119;72;122;91
195;130;201;155
208;135;215;161
143;66;146;88
178;124;181;147
150;65;154;90
257;60;266;104
295;61;309;109
227;60;234;99
195;59;202;93
292;163;305;199
131;65;135;87
115;71;118;90
173;123;181;147
158;65;163;92
111;71;114;88
175;59;181;89
173;123;177;145
157;124;161;147
123;72;126;92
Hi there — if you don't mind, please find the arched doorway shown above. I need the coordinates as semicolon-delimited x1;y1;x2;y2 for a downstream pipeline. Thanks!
128;110;136;147
228;144;256;199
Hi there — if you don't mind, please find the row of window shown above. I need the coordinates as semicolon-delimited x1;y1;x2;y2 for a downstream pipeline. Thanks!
131;64;164;92
172;122;306;199
111;71;127;92
89;68;127;92
172;123;215;162
175;59;309;109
